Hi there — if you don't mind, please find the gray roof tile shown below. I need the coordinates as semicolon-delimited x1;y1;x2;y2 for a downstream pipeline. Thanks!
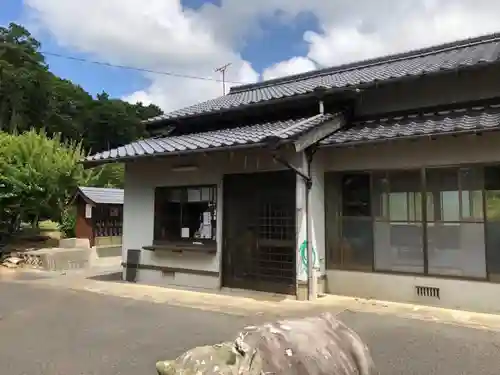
78;187;124;205
323;103;500;146
146;34;500;123
87;114;335;163
87;103;500;164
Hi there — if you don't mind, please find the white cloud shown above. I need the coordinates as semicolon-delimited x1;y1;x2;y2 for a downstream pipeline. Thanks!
122;90;152;107
200;0;500;66
23;0;500;114
24;0;259;111
303;1;500;67
262;56;316;81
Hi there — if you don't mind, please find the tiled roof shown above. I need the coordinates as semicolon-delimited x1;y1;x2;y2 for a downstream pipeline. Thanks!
78;187;124;205
86;114;335;163
323;103;500;146
146;33;500;123
86;103;500;164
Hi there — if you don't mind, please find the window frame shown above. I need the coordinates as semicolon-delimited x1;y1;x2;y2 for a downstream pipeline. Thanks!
326;164;492;281
425;167;484;224
326;172;374;271
373;170;424;224
153;184;218;245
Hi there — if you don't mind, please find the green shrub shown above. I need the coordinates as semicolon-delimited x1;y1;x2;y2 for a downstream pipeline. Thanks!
59;208;76;238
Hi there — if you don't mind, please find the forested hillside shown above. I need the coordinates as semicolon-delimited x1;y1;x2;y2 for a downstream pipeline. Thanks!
0;22;164;237
0;22;163;153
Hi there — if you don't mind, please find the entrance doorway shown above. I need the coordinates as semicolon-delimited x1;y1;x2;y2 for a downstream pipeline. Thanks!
222;171;296;294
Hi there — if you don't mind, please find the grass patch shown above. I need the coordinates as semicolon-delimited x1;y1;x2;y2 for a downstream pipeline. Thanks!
39;220;60;231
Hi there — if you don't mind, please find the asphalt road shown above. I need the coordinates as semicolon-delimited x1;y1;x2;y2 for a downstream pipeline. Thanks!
1;281;499;375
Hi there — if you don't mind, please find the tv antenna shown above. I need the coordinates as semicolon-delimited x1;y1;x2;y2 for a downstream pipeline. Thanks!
215;63;231;95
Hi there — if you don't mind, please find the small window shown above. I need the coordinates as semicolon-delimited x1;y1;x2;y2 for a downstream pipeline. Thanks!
154;186;217;243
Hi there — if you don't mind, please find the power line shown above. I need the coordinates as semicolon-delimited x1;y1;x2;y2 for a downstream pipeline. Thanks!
40;50;247;85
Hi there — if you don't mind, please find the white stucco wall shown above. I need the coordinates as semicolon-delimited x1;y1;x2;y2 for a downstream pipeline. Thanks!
122;148;299;289
123;157;223;273
321;132;500;313
296;153;325;281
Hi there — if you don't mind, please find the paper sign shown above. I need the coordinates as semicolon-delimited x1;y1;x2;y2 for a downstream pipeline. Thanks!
181;227;190;238
203;211;211;225
85;204;92;219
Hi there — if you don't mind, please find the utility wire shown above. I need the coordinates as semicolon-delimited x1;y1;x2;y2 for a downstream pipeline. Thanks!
40;50;248;84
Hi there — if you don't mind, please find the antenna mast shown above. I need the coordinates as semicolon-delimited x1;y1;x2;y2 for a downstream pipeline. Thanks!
215;63;231;95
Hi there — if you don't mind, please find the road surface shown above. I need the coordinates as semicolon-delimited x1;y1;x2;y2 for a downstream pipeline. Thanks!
0;279;499;374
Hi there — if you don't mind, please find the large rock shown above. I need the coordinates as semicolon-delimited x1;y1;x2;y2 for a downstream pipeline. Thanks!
156;312;377;375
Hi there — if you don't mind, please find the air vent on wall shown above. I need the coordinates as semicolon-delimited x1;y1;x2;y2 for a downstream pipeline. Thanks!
415;285;440;299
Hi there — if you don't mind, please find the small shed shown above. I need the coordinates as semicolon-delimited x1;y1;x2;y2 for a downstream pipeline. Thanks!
74;187;124;247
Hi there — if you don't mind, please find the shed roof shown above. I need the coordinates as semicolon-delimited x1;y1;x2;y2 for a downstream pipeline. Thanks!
77;187;124;205
145;32;500;124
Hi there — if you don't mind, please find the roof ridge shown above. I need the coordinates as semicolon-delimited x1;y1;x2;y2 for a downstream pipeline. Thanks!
230;32;500;94
271;113;324;138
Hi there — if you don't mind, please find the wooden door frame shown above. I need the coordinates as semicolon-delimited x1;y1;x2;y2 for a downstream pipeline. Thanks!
221;171;297;294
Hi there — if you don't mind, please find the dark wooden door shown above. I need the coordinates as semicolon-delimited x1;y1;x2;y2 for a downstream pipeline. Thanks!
222;171;296;294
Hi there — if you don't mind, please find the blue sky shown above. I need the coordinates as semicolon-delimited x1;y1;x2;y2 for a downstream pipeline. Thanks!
3;0;500;112
2;0;318;101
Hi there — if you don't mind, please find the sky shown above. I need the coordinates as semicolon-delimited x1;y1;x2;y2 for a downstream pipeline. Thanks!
3;0;500;114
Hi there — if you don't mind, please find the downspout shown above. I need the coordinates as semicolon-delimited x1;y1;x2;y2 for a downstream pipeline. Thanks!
304;149;314;300
304;96;323;301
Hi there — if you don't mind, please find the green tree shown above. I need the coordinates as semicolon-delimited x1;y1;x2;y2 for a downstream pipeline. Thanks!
87;163;125;188
0;23;50;133
84;93;148;153
0;22;46;68
0;129;96;232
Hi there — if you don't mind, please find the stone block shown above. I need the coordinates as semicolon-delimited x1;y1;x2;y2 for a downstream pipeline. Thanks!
59;238;90;249
21;247;90;271
156;312;377;375
94;236;112;247
111;236;122;245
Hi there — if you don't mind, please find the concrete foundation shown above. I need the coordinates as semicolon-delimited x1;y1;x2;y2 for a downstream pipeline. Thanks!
327;269;500;315
89;245;121;268
133;268;220;290
296;275;326;301
59;238;90;249
94;236;122;247
16;237;122;271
